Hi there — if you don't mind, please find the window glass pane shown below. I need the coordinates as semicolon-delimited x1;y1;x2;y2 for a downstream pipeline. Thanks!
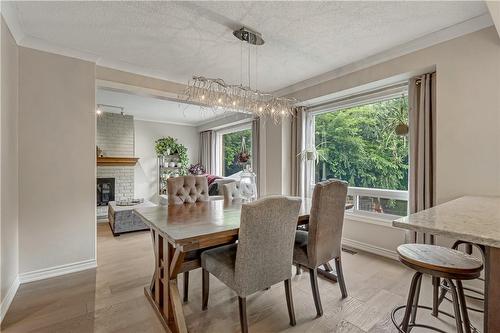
358;196;408;217
222;129;252;176
314;96;409;191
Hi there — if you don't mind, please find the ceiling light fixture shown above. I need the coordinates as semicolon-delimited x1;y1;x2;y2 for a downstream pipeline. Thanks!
185;27;296;123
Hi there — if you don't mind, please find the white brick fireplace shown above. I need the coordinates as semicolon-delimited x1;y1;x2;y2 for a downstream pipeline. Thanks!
96;112;135;218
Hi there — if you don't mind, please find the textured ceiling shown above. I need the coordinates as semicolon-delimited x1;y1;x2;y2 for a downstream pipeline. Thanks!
96;89;233;126
11;1;488;91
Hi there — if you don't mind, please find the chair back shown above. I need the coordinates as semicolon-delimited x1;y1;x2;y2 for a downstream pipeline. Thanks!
307;179;348;267
222;181;241;201
235;196;301;296
167;175;209;205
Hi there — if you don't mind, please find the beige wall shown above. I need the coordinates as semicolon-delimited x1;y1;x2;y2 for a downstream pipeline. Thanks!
288;27;500;204
1;18;19;304
18;47;96;273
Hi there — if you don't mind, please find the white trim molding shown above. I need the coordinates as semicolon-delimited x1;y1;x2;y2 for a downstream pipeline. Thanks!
18;259;97;284
342;238;399;261
0;276;20;323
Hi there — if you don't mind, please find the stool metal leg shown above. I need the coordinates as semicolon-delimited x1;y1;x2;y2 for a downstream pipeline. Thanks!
401;272;423;332
456;280;472;333
446;279;464;333
410;273;422;324
432;277;440;317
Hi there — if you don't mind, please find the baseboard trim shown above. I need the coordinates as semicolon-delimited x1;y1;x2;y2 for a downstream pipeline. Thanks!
0;276;20;323
343;238;398;261
19;259;97;284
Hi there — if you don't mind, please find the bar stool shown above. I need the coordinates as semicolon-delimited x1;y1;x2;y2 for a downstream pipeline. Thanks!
392;244;483;333
434;241;485;315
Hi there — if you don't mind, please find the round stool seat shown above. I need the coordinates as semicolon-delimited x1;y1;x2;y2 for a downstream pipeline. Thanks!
397;244;482;279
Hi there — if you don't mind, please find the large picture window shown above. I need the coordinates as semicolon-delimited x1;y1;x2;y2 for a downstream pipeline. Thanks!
218;127;252;177
308;90;409;218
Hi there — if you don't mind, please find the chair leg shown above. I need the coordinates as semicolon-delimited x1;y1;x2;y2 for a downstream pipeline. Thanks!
401;272;422;332
456;280;472;333
238;297;248;333
183;271;189;303
323;262;333;272
284;279;296;326
446;279;464;333
202;269;209;311
309;268;323;317
334;257;348;298
432;277;440;317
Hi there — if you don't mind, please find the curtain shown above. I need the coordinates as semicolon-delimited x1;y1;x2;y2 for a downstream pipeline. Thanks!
200;130;216;175
408;72;436;243
251;118;260;196
291;107;306;197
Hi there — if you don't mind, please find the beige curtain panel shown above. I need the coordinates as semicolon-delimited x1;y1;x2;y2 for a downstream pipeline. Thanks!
200;130;216;175
290;107;306;197
251;118;260;195
408;72;436;243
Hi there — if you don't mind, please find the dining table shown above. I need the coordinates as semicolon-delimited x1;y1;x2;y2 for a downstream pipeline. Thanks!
134;197;350;333
392;196;500;333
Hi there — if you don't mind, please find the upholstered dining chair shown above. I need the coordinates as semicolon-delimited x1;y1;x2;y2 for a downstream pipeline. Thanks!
293;179;349;317
201;196;302;333
222;181;241;201
166;175;209;302
167;175;209;205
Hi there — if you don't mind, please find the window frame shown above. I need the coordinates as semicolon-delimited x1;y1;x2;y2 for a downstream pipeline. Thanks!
215;123;253;177
305;83;409;221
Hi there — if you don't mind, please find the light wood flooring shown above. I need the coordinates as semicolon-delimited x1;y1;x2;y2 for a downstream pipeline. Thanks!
1;223;483;332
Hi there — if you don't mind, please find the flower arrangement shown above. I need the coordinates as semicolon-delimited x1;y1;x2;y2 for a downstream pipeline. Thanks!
188;163;206;175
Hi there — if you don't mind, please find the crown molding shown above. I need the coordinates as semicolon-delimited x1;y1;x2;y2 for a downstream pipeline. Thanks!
273;13;494;97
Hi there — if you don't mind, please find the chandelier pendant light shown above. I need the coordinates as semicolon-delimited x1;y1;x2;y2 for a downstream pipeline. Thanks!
185;27;296;123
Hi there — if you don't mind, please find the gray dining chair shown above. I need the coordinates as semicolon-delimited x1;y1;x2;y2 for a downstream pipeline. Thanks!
293;179;348;317
167;175;209;205
166;175;209;303
201;196;302;333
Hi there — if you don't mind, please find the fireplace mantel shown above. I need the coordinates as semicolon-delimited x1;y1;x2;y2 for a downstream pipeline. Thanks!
97;157;139;166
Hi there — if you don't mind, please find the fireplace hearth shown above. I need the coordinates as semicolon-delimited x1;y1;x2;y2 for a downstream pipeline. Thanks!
97;178;115;206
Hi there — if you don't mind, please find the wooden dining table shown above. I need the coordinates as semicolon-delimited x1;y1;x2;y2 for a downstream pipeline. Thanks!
134;198;348;333
393;196;500;333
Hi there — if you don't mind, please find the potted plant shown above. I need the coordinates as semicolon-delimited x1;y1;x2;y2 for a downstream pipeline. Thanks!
155;137;189;175
297;142;327;164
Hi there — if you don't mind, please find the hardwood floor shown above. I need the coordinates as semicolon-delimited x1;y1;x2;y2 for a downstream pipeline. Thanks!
1;224;483;332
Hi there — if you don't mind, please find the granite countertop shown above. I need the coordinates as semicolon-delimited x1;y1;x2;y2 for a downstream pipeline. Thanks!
393;196;500;248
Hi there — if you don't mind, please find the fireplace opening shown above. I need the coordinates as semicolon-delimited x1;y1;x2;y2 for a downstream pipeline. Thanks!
97;178;115;206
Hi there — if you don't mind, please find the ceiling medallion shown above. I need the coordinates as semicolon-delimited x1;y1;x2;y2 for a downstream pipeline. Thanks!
185;27;296;123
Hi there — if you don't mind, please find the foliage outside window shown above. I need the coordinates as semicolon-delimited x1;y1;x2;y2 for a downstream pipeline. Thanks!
222;129;252;176
313;96;409;217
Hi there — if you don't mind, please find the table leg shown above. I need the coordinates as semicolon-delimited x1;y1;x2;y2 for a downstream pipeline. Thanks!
484;246;500;333
145;231;188;333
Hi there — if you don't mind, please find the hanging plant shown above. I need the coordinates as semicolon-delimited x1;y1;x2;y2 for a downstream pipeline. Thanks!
236;137;251;166
155;137;189;175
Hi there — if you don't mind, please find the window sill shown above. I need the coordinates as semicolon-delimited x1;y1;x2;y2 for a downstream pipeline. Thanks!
344;212;402;228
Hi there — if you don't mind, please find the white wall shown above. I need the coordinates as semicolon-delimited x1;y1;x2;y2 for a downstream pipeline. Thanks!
1;17;19;310
18;47;96;274
134;120;199;203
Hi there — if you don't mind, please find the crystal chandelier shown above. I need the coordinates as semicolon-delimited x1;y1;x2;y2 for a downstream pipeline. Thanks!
185;27;296;123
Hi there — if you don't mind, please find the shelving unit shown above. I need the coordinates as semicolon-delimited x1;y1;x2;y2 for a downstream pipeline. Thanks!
158;154;182;195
